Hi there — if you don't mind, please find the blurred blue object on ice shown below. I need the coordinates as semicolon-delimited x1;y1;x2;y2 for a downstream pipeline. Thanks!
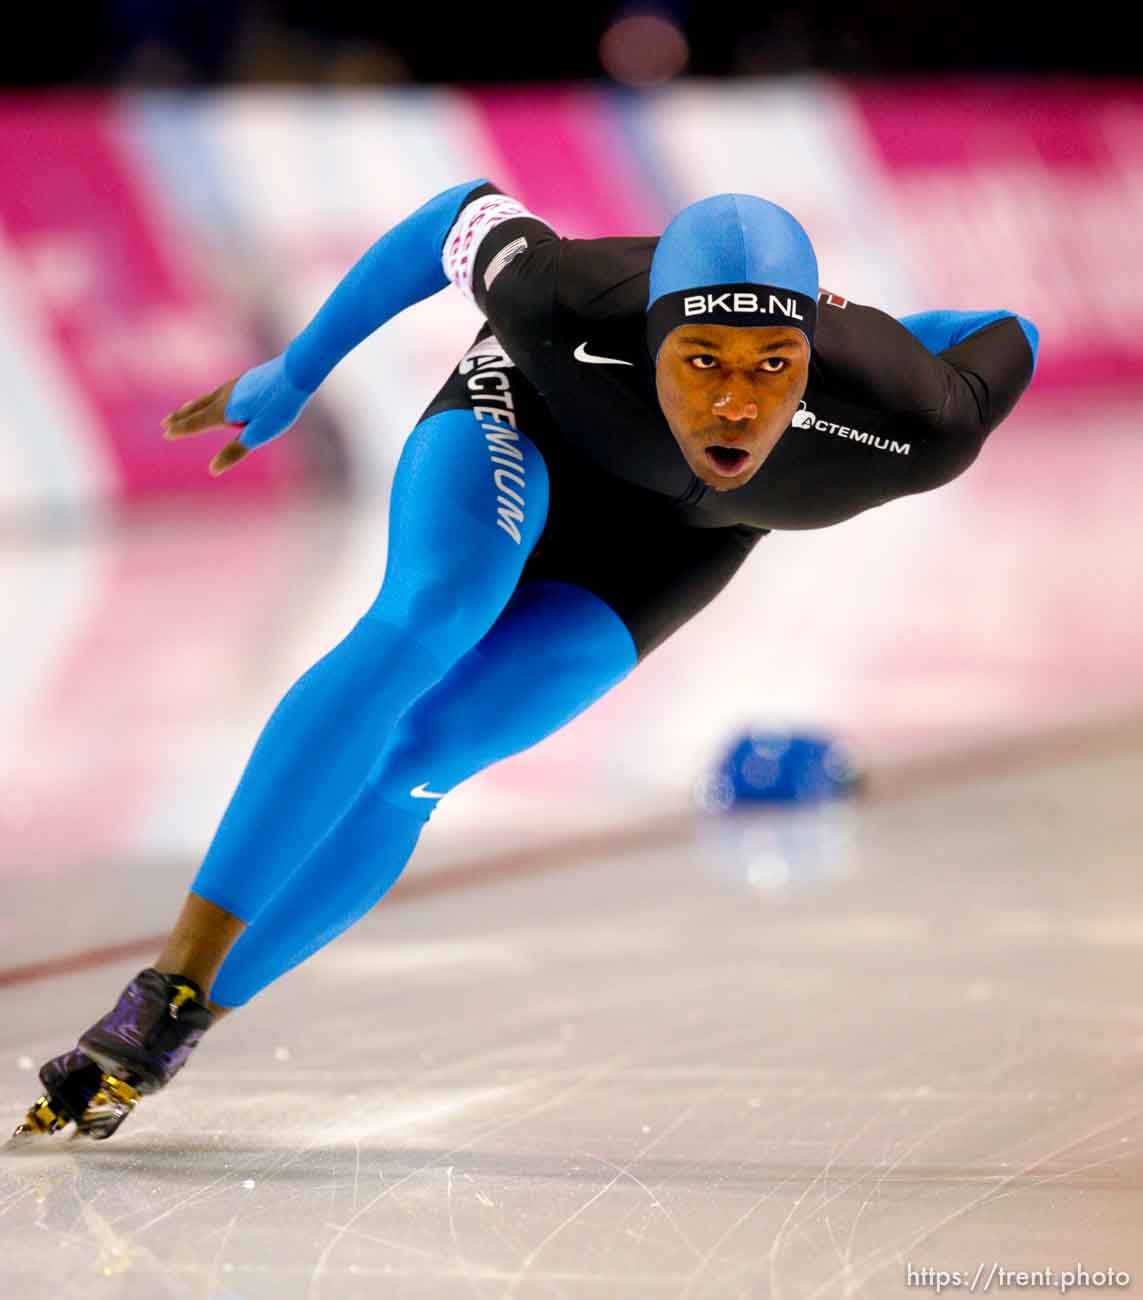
698;729;862;810
692;729;863;894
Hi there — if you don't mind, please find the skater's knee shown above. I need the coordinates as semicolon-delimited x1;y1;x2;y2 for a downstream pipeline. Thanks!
336;612;447;690
368;571;511;662
369;720;449;800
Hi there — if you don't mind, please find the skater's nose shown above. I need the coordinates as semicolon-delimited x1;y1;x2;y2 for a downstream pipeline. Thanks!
713;382;758;424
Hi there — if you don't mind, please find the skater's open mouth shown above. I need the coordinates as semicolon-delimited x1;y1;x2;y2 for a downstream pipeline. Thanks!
703;445;751;477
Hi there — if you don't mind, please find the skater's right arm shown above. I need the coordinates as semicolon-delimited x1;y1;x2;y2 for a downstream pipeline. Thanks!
162;178;502;475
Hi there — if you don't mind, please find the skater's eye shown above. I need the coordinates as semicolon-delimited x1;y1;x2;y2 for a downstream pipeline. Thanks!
689;354;719;370
758;357;788;373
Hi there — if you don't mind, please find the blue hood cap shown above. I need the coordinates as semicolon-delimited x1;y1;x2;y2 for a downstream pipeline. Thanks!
647;194;819;360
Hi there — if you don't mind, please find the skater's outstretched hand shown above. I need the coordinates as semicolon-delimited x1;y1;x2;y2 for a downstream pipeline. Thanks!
162;377;244;476
161;354;311;477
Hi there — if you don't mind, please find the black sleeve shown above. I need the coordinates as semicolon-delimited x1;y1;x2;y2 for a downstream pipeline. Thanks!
918;314;1037;489
930;316;1037;438
823;302;1037;491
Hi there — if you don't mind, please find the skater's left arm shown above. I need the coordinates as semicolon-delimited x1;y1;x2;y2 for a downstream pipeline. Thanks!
907;308;1039;487
825;299;1039;490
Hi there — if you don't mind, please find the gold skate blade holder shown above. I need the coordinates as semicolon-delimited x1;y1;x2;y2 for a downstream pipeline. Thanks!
12;1095;68;1138
94;1074;141;1109
12;1073;141;1141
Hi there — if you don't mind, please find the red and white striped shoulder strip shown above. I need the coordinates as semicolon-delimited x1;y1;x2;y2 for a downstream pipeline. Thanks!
442;193;543;304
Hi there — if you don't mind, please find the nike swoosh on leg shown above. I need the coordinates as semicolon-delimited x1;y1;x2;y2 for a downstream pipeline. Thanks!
410;782;446;799
574;342;633;366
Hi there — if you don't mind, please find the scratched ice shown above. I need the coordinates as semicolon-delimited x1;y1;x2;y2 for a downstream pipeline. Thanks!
3;744;1143;1299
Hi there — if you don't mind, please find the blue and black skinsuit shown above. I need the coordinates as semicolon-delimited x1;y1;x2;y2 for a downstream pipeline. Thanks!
189;179;1038;1006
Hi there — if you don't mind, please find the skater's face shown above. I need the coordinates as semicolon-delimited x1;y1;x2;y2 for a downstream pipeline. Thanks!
655;324;809;492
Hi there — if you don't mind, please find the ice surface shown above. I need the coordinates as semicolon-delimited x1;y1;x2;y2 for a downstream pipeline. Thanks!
3;745;1143;1298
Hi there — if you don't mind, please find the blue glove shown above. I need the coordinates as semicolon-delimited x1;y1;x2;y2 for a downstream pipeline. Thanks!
173;177;486;475
224;355;311;451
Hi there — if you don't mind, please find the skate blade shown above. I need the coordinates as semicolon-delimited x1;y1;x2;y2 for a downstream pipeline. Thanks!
74;1075;141;1140
11;1073;141;1143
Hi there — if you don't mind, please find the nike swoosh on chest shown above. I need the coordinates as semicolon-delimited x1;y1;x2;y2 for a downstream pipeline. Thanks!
573;341;634;366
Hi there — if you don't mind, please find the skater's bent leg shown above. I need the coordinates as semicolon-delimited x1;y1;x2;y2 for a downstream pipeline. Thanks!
209;581;637;1007
188;409;549;930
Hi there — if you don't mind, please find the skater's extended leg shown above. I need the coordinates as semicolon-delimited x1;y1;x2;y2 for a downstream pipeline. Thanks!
209;580;637;1007
157;400;549;1007
188;408;548;930
12;412;550;1137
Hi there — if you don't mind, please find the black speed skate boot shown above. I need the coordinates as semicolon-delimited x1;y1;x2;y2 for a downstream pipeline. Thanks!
13;969;213;1141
